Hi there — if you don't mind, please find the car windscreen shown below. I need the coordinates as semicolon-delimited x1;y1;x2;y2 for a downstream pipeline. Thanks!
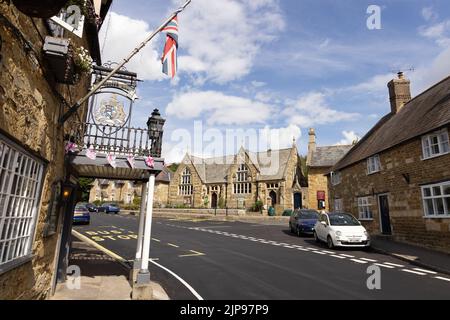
329;214;360;226
299;211;319;219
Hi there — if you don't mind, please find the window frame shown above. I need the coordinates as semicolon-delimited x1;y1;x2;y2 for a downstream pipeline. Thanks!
179;167;193;196
422;129;450;160
234;164;252;195
0;134;46;275
421;181;450;218
334;198;343;213
367;155;381;175
331;171;342;186
357;196;373;220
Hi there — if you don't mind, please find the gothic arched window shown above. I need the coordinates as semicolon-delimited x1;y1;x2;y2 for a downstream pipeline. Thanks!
179;167;193;196
234;164;252;194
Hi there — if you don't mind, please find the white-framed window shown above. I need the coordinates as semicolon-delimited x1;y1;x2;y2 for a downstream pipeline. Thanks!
267;183;279;189
179;167;193;196
331;171;342;186
357;197;373;220
0;136;45;273
422;182;450;217
234;164;251;195
422;129;450;160
334;199;343;213
367;155;381;174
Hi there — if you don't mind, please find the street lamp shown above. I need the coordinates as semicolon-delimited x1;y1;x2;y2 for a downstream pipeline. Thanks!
147;109;166;157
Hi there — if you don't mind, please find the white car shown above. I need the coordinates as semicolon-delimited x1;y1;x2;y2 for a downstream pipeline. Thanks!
313;212;371;249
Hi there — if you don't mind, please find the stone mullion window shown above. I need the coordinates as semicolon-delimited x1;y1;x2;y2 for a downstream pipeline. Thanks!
234;164;251;195
179;167;193;196
0;136;45;274
422;182;450;217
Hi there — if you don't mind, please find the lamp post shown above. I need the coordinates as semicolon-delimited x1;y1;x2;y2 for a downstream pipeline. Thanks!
147;109;166;158
133;109;165;299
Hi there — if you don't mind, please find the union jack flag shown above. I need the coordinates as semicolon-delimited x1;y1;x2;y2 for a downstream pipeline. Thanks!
161;16;179;78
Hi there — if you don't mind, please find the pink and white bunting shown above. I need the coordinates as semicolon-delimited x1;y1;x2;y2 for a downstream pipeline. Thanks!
145;156;155;168
86;146;97;160
127;155;136;169
107;154;117;168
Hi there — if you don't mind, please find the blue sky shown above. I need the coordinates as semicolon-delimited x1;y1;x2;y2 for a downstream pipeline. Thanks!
99;0;450;163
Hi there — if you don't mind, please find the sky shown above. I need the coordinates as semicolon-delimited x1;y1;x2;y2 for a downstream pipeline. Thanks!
98;0;450;163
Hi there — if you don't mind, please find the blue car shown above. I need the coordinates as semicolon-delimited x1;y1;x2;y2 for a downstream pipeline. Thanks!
99;203;120;214
73;204;91;225
289;209;320;237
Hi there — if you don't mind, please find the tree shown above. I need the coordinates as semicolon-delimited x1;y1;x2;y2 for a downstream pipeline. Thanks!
78;178;95;202
168;163;180;172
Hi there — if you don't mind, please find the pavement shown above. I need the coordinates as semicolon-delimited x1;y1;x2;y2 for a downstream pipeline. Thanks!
72;212;450;300
51;234;169;300
371;236;450;276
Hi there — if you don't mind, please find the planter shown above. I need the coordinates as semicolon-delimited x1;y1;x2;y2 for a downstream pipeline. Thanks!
12;0;70;19
43;36;78;84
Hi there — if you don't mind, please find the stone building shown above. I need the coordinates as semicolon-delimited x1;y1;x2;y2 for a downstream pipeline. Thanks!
329;72;450;253
0;1;112;299
306;129;352;211
168;146;308;214
89;166;172;207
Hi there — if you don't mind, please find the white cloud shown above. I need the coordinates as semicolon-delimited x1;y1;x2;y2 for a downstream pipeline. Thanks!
335;131;360;146
284;92;360;128
99;12;165;81
259;125;302;150
422;7;438;22
419;21;450;47
172;0;285;84
166;91;273;125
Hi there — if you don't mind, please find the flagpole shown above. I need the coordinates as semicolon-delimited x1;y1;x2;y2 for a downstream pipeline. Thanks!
59;0;192;125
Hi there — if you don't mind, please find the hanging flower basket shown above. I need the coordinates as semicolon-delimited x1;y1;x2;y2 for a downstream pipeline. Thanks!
12;0;70;19
43;36;93;85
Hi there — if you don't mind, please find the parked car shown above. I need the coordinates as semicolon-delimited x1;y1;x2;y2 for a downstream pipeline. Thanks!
314;212;371;249
78;202;98;213
289;209;319;236
99;203;120;214
73;204;90;225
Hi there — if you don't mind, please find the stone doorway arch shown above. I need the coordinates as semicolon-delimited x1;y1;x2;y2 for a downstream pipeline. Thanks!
269;190;277;207
211;192;218;208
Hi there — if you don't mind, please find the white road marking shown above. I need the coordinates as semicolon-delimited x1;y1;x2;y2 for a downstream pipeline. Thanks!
149;260;204;300
412;268;437;274
284;246;296;249
351;259;369;264
313;251;327;255
360;258;378;263
330;255;346;259
321;250;335;254
435;276;450;282
375;263;395;269
401;269;427;276
297;248;310;252
306;247;318;251
340;254;355;258
384;262;405;268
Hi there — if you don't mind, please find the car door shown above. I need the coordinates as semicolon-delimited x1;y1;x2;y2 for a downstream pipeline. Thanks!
316;214;325;240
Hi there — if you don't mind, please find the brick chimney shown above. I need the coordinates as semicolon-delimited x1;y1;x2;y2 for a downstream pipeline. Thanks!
307;128;316;165
388;72;411;114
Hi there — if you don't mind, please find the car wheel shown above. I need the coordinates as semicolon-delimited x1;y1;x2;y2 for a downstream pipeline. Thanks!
314;231;320;243
289;223;294;233
327;236;334;249
296;227;302;237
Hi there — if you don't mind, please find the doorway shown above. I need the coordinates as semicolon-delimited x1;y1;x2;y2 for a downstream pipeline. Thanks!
211;192;218;208
379;194;392;235
294;193;302;209
269;191;277;207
